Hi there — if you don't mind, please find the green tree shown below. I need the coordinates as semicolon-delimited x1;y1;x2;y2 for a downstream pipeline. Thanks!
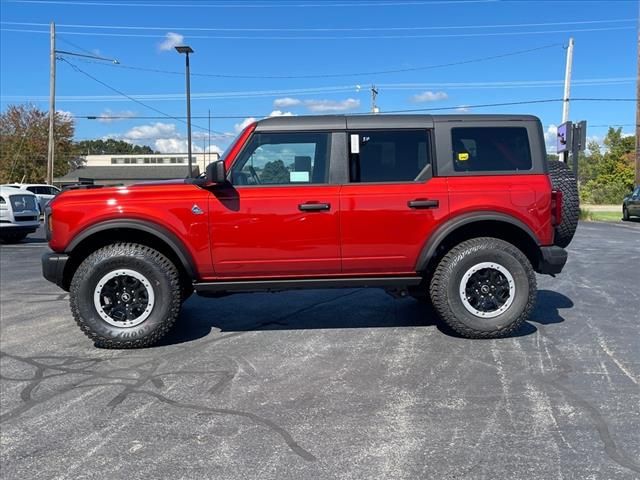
0;104;75;183
579;127;635;204
260;160;290;184
74;139;156;155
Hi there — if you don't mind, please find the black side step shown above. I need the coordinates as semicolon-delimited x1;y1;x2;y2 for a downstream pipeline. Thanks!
194;276;422;294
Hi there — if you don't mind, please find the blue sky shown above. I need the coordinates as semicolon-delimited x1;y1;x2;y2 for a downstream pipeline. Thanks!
0;0;637;155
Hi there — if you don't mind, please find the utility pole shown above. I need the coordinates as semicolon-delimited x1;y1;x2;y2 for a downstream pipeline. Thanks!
371;85;379;114
635;12;640;186
562;37;574;124
561;37;574;165
175;46;194;177
47;21;56;185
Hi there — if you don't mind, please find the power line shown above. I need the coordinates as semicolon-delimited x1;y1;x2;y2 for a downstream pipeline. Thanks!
66;42;564;79
4;78;632;103
2;25;634;39
65;98;637;120
57;57;234;135
3;18;632;32
5;0;498;8
380;98;636;113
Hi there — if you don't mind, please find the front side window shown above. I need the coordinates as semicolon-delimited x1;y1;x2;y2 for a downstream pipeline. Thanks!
349;130;430;183
230;132;329;185
452;127;532;172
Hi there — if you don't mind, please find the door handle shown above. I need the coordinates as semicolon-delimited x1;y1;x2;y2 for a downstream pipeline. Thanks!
299;202;331;211
408;199;439;209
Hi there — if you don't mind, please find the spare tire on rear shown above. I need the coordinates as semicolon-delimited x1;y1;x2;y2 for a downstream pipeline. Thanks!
548;160;579;248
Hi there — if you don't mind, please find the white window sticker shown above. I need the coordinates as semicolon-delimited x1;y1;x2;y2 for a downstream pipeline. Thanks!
350;134;360;154
290;171;310;182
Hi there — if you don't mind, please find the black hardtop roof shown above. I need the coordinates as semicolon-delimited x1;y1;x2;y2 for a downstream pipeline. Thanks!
254;114;540;131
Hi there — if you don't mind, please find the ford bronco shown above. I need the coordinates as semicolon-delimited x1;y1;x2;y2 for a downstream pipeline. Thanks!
42;114;579;348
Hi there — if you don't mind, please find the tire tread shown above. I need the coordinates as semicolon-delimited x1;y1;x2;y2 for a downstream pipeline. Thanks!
69;242;181;349
429;237;537;339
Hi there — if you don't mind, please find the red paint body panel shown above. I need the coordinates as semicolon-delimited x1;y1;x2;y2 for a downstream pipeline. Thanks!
48;184;214;277
208;185;341;277
340;178;450;273
446;175;554;246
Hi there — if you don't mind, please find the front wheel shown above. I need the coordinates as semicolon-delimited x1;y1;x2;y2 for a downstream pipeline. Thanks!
429;237;536;338
623;206;630;221
70;243;182;348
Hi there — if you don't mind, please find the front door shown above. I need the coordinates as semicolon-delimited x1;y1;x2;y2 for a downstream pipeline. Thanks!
340;128;449;274
209;131;341;278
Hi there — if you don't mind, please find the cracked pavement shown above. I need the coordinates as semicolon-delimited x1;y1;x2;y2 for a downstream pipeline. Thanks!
1;222;639;479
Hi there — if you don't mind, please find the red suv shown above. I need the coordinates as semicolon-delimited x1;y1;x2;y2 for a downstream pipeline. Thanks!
42;114;578;348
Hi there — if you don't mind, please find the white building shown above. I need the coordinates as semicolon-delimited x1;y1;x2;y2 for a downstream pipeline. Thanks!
55;152;220;187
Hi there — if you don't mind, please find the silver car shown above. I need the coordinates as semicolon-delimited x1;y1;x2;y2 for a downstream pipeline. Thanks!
2;183;61;213
0;186;40;243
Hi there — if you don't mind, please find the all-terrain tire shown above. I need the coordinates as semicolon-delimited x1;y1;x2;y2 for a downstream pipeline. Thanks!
548;160;579;248
70;242;181;349
429;237;537;339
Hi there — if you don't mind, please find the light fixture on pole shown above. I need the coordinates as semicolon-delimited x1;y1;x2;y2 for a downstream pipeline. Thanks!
175;45;194;178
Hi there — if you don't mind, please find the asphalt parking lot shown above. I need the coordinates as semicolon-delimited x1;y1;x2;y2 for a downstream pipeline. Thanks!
1;221;639;480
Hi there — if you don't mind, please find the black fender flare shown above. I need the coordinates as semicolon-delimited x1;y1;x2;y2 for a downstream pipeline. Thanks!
415;212;541;272
65;219;197;278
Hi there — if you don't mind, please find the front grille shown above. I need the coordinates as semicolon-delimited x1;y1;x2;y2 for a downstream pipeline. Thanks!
9;195;37;212
14;215;38;222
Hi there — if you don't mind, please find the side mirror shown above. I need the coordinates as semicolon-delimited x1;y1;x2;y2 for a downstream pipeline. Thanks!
206;160;227;184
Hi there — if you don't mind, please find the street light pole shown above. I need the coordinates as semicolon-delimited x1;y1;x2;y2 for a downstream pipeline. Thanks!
175;45;194;178
47;21;56;185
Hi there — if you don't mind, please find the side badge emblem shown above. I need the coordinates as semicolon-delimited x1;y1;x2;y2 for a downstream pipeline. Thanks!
191;204;204;215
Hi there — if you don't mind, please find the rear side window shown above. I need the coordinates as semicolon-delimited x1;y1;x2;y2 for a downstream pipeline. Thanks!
349;130;430;183
452;127;532;172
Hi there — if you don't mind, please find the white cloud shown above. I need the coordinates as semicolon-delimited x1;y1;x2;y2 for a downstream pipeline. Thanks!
411;91;448;103
154;138;189;153
269;110;294;117
273;97;302;108
96;109;136;123
159;32;185;52
56;109;73;120
234;117;257;133
123;122;177;141
455;105;470;112
544;124;558;153
206;144;223;155
304;98;360;113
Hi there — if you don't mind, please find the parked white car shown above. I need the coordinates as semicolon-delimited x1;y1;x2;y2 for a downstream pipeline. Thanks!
0;186;41;243
2;183;60;213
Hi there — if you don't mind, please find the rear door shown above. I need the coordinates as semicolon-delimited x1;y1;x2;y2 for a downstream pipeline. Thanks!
209;131;342;277
340;127;449;274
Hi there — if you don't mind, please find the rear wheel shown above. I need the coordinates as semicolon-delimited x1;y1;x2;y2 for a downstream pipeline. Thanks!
70;243;182;348
548;160;579;247
429;237;536;338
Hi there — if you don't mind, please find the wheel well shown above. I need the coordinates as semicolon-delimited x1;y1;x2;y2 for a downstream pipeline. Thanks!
61;228;193;291
420;220;541;277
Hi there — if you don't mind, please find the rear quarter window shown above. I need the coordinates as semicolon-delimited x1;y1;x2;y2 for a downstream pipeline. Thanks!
452;127;532;172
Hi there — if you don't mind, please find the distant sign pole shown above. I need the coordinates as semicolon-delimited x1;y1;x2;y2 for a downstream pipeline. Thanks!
557;120;586;176
47;21;56;185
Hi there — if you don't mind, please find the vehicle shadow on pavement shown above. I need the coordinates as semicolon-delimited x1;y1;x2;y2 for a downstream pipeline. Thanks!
158;288;573;347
